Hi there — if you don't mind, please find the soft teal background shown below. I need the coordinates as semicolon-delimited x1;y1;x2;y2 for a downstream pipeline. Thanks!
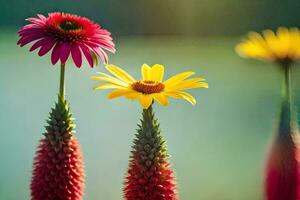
1;0;300;199
0;0;300;36
3;33;300;199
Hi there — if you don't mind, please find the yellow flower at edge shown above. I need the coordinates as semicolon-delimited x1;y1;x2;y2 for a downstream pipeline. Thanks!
91;64;208;109
236;27;300;63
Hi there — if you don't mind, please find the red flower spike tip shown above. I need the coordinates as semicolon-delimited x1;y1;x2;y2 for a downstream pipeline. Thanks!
124;106;178;200
18;12;115;67
30;96;85;200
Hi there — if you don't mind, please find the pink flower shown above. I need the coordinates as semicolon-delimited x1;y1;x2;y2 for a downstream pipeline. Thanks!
17;12;115;67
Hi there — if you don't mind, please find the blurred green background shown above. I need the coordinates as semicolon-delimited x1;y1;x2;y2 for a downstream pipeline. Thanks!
1;0;300;200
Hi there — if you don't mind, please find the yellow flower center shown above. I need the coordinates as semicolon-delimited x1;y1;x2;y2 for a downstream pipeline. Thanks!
59;20;82;31
131;80;165;94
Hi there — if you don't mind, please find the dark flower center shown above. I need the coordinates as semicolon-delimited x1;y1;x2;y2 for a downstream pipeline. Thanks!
59;20;82;31
131;80;165;94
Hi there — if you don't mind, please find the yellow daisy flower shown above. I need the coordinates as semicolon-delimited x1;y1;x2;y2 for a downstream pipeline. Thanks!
236;27;300;63
92;64;208;109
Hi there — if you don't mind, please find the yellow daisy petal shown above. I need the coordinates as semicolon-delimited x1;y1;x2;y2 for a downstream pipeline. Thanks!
106;64;136;83
107;89;134;99
125;92;140;100
153;93;169;106
163;72;195;87
141;64;152;80
289;28;300;59
248;31;264;41
150;64;164;82
166;79;208;91
238;31;274;60
139;95;153;109
91;76;129;87
166;91;196;105
94;84;125;90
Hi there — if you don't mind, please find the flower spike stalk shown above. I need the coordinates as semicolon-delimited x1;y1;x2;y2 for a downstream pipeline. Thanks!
30;62;85;200
31;93;85;200
93;64;208;200
124;105;177;200
18;12;115;200
265;61;300;200
236;28;300;200
265;100;300;200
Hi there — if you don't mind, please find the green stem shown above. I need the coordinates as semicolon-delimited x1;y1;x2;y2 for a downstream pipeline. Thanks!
143;105;153;126
143;102;155;120
59;63;66;100
278;61;293;139
282;62;291;105
279;61;296;126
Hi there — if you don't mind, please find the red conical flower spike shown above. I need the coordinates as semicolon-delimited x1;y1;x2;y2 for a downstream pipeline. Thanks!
265;100;300;200
30;96;84;200
124;105;178;200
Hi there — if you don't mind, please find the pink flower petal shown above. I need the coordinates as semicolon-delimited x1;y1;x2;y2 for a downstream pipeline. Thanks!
59;43;71;64
71;45;82;68
19;24;40;31
37;14;47;21
18;27;43;35
17;34;44;46
19;31;44;38
88;39;116;53
99;48;108;64
30;37;51;52
92;47;108;64
96;29;111;35
79;44;94;67
38;39;56;56
51;43;62;65
27;18;45;26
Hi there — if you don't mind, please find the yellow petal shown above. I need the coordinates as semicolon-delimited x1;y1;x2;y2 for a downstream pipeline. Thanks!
153;93;169;106
94;84;125;90
150;64;164;82
91;76;129;87
163;72;195;87
106;64;136;83
236;41;273;61
166;91;196;105
166;79;208;91
289;28;300;59
141;64;152;80
248;31;264;41
263;30;283;58
125;92;140;100
139;95;153;109
276;27;290;58
236;31;275;61
107;89;133;99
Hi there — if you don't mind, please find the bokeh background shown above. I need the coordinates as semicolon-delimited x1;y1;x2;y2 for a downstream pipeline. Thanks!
1;0;300;199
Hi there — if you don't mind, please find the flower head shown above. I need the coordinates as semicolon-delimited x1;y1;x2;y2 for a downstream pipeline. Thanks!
236;27;300;63
18;12;115;67
92;64;208;109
